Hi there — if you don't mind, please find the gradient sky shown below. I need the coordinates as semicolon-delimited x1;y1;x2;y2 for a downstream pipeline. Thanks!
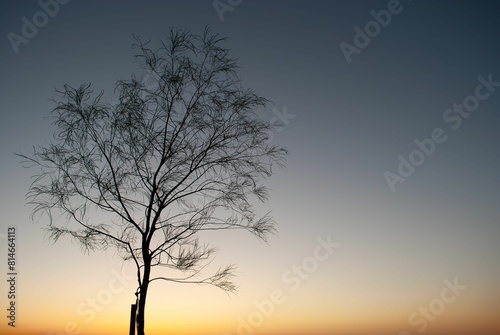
1;1;500;335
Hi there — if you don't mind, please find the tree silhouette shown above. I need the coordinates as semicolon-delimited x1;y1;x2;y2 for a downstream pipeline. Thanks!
18;28;287;335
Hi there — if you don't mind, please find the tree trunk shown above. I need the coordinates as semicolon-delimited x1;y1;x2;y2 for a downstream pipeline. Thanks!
137;250;151;335
136;281;149;335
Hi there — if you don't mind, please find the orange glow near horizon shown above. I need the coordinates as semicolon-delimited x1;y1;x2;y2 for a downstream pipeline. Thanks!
11;288;500;335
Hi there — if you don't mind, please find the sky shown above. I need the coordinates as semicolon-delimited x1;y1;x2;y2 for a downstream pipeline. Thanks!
1;0;500;334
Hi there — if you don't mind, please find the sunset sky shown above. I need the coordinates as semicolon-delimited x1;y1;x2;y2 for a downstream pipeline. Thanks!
1;1;500;335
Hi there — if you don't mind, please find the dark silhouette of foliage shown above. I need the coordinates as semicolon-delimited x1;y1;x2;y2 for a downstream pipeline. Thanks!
18;27;287;335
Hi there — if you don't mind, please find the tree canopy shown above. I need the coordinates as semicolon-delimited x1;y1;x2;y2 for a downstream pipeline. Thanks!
19;27;287;335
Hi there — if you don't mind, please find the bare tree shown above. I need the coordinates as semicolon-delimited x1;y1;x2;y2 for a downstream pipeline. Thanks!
18;28;287;335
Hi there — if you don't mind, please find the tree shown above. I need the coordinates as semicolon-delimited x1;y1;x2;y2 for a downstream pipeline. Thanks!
19;28;287;335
